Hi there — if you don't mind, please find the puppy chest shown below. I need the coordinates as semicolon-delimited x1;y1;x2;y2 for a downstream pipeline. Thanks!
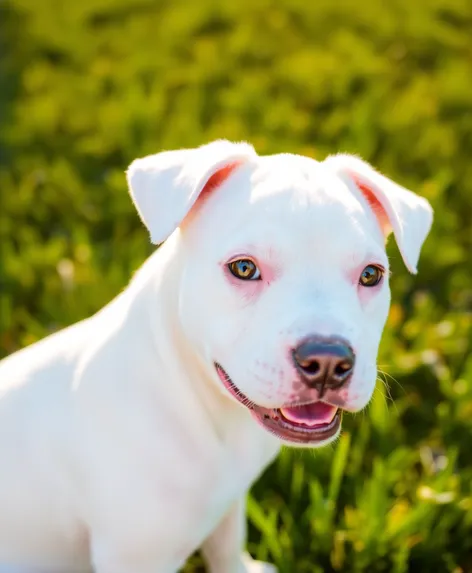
146;440;276;556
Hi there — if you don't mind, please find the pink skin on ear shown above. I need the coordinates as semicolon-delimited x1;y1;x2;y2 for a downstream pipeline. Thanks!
354;179;392;238
181;161;244;230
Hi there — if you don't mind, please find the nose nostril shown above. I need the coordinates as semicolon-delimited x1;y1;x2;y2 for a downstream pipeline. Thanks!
301;360;320;375
334;360;353;378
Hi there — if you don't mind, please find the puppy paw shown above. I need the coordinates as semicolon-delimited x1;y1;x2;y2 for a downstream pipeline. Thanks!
245;562;278;573
242;553;278;573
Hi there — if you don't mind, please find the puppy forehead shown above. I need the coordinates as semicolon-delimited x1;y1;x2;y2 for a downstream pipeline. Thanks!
252;153;335;194
215;154;378;231
215;153;366;216
187;152;386;268
254;154;362;211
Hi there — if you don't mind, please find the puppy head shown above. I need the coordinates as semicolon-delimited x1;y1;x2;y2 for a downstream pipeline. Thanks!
127;141;433;447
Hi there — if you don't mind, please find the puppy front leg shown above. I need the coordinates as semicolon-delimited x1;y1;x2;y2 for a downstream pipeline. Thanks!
201;498;277;573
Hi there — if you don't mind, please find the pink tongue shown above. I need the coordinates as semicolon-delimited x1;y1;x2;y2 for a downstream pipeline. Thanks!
280;402;337;427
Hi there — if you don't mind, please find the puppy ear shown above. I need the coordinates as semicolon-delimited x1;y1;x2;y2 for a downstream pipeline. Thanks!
324;154;433;274
126;140;256;244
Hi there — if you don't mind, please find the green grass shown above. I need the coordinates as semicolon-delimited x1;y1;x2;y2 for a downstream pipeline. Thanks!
1;0;472;570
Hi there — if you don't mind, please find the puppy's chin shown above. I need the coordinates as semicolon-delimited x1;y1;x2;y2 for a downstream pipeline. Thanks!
280;429;342;449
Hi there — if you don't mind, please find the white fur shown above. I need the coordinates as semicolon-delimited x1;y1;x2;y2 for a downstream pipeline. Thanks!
0;141;432;572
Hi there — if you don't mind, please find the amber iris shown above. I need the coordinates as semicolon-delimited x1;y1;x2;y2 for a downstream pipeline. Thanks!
359;265;384;287
228;259;261;280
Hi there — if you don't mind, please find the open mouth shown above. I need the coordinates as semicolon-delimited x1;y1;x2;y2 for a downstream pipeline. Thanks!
214;363;342;445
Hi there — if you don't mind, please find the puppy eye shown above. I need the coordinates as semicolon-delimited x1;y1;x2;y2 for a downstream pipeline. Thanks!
228;259;261;281
359;265;384;287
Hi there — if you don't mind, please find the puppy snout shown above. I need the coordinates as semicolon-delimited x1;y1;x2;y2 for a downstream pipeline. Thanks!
292;336;355;395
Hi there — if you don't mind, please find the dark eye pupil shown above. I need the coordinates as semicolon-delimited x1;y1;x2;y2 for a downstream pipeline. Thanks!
240;261;254;277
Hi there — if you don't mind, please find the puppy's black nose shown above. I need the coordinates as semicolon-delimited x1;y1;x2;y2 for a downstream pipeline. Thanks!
292;336;355;396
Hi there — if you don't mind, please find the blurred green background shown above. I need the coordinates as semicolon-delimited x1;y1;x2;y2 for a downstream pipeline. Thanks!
1;0;472;571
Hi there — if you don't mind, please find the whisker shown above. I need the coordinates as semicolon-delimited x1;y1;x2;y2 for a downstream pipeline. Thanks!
377;367;406;396
376;372;399;414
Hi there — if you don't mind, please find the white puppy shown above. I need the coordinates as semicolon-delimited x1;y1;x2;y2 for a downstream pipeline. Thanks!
0;141;433;573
